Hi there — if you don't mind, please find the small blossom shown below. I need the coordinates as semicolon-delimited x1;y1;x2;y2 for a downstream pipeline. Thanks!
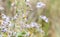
2;21;8;25
25;0;30;2
25;0;31;7
26;25;30;28
13;14;18;19
30;22;39;28
9;22;13;27
1;28;7;32
36;2;46;8
45;18;48;22
40;15;48;22
40;15;46;20
5;17;10;22
2;13;7;19
11;2;15;7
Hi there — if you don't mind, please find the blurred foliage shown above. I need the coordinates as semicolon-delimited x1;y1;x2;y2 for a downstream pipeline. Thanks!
1;0;60;37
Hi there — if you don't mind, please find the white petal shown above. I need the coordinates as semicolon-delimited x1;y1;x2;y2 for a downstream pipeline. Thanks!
26;25;30;28
36;2;46;8
40;15;46;20
26;0;30;2
45;18;48;22
11;2;15;6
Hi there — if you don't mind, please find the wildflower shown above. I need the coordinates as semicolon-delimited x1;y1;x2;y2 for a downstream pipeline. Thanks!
5;17;10;22
8;22;13;27
2;16;10;25
40;15;46;20
13;32;17;36
25;0;31;7
26;25;30;28
1;28;7;32
13;14;18;19
30;22;39;28
2;13;7;19
25;0;30;2
45;18;48;22
11;2;15;7
36;2;46;8
40;15;48;23
2;21;8;25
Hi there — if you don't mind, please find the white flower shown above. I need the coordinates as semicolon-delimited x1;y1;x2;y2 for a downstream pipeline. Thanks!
40;15;46;20
11;2;15;7
2;21;8;25
9;22;14;27
2;13;7;19
6;17;10;22
36;2;46;8
26;0;30;2
25;0;31;8
40;15;48;22
14;14;18;19
1;28;7;32
26;25;30;28
30;22;39;28
13;32;17;36
30;22;36;27
2;16;10;25
45;18;48;22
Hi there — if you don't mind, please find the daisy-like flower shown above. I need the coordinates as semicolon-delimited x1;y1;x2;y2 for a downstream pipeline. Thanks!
36;2;46;8
1;27;7;32
40;15;48;23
